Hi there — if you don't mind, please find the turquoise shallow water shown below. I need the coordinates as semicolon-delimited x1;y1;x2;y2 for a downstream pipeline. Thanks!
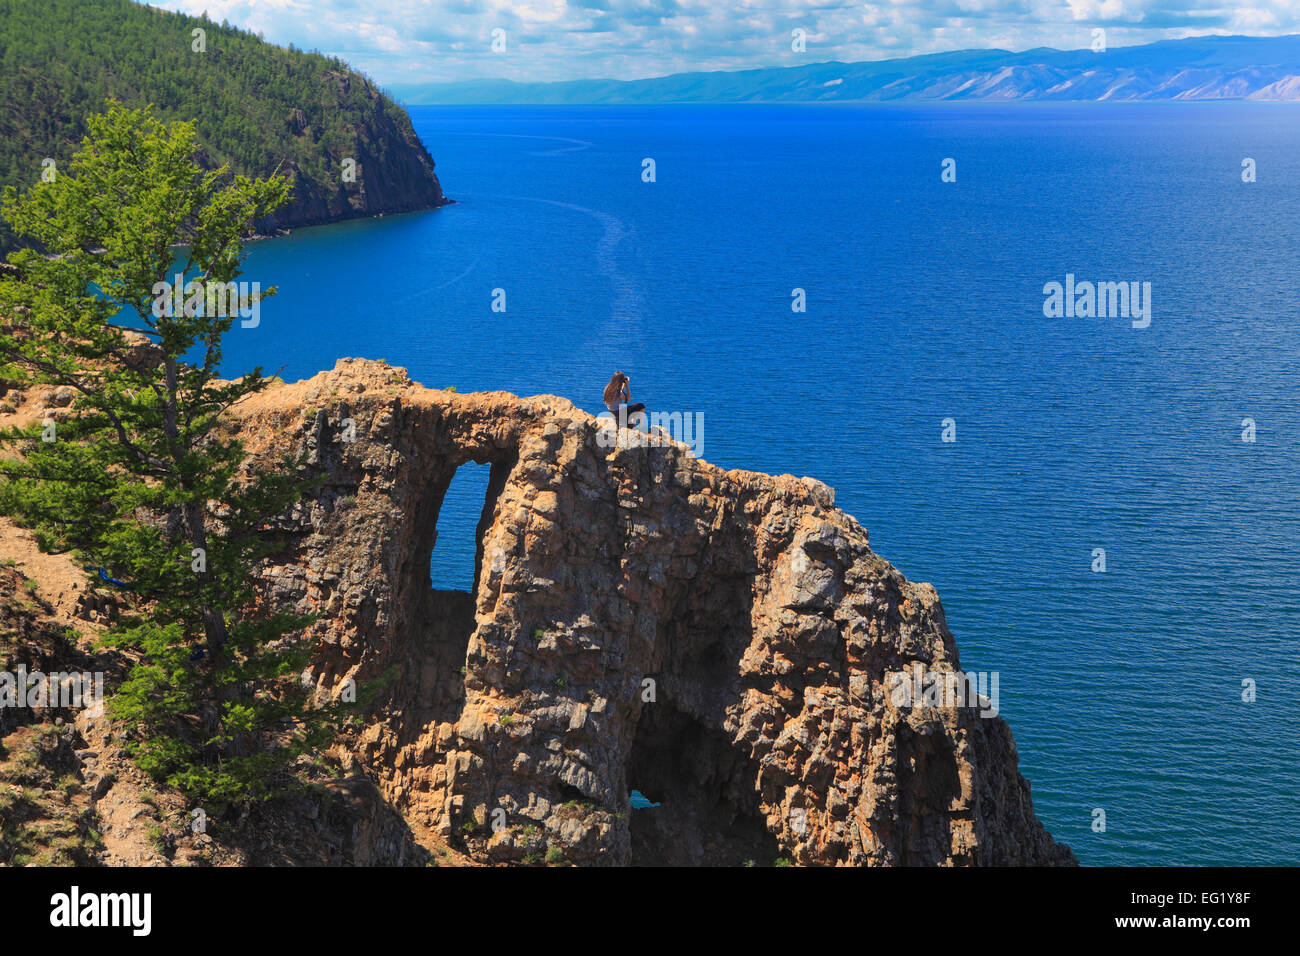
216;103;1300;865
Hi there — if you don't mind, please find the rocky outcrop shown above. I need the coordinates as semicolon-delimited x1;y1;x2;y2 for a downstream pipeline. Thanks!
228;359;1075;867
0;552;426;867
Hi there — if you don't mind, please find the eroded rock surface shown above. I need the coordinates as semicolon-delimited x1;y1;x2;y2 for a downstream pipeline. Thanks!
229;358;1075;867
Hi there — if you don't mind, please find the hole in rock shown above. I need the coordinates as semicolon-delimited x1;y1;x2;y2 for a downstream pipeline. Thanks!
627;698;781;867
429;462;490;593
893;724;962;865
406;458;511;723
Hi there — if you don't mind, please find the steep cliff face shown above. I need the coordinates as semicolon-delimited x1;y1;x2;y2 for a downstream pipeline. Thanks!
255;70;448;235
231;359;1075;866
0;0;449;255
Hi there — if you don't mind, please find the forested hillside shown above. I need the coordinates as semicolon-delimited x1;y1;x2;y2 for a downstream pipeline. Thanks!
0;0;447;250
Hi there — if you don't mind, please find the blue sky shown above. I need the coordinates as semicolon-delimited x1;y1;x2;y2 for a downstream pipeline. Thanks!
141;1;1300;85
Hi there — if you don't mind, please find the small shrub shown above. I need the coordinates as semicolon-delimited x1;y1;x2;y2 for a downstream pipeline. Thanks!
145;824;167;855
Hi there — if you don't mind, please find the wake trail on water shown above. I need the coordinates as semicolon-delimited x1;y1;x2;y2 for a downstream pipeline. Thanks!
436;256;482;290
531;196;646;339
447;132;594;156
457;192;647;345
379;255;481;315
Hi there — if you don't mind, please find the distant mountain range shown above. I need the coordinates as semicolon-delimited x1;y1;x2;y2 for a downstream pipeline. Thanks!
395;34;1300;105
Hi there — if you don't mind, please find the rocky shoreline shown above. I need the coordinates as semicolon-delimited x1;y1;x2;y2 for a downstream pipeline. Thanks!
0;359;1075;866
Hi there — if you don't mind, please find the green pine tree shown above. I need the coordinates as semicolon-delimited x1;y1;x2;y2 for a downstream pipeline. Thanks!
0;103;343;807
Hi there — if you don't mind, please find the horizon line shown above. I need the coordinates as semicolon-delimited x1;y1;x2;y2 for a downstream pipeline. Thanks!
394;31;1300;91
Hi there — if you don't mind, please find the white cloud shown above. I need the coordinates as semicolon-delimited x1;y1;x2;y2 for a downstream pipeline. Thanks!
139;0;1300;84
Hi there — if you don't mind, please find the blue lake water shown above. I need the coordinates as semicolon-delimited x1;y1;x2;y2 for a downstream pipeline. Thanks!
217;103;1300;866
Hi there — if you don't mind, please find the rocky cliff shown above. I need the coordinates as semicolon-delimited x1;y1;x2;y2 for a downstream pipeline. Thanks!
0;0;449;255
212;358;1073;867
256;71;448;236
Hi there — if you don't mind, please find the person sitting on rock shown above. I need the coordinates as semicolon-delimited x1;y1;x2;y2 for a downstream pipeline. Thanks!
603;371;646;430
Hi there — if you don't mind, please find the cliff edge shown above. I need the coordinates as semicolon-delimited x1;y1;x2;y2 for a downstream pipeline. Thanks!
216;358;1074;866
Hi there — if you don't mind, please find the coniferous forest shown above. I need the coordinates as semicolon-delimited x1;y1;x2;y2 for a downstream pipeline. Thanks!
0;0;445;252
